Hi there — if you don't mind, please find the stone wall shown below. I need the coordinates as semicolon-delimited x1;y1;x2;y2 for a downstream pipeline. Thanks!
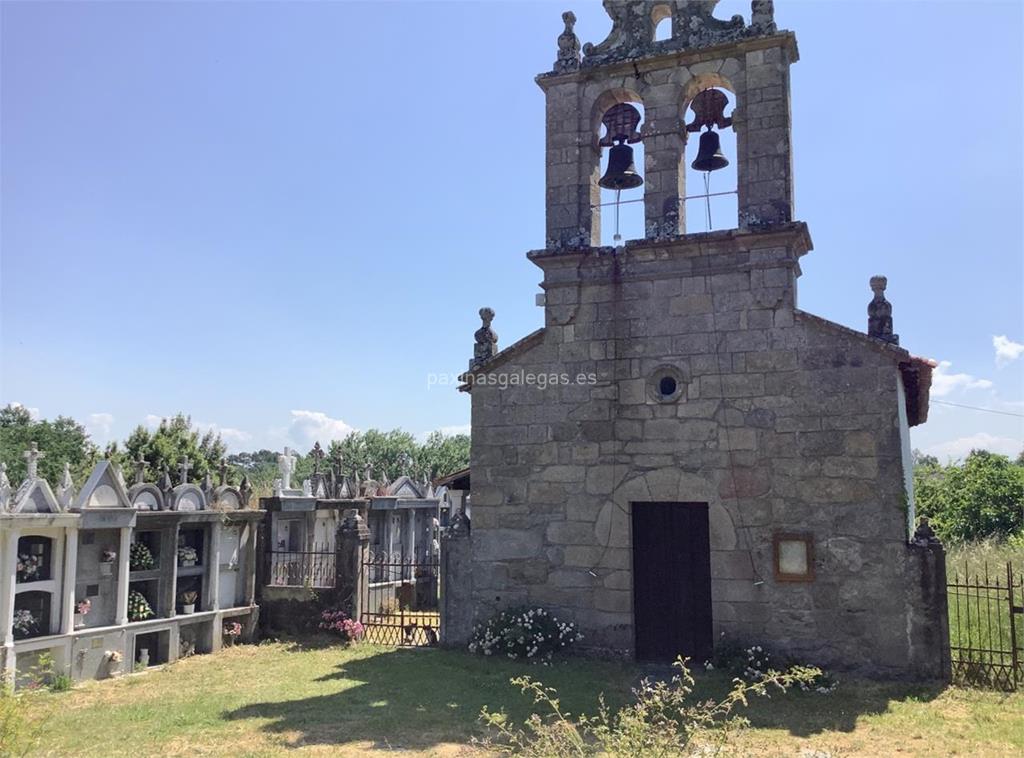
467;225;945;678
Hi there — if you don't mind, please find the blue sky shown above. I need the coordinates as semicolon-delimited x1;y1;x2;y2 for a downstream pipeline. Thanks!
2;0;1022;460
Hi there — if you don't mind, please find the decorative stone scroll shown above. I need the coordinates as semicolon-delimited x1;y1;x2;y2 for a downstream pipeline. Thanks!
574;0;778;69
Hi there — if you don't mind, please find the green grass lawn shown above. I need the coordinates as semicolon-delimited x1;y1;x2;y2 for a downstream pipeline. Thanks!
18;640;1024;757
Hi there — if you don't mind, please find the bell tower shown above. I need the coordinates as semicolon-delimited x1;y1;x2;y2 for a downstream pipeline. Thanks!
539;0;797;247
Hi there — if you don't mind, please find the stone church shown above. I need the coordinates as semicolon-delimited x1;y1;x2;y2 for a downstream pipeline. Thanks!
452;1;946;678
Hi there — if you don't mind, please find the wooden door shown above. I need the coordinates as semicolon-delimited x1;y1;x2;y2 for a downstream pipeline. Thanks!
631;502;713;661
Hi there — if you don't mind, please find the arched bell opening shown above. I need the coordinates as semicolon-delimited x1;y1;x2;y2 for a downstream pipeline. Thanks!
681;77;739;233
590;92;646;245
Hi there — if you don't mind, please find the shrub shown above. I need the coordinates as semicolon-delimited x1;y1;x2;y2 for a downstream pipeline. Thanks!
480;656;820;757
469;607;582;662
318;609;364;642
47;675;72;693
705;639;838;694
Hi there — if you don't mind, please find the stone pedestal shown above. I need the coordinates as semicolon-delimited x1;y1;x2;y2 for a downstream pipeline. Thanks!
335;510;369;619
440;512;473;648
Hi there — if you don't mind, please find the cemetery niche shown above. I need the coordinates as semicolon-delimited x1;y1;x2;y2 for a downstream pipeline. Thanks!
0;445;263;687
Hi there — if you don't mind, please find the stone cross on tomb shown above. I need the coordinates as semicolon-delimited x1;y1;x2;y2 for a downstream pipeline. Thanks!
24;442;44;479
278;447;297;491
178;455;192;485
134;454;147;485
333;449;344;477
311;442;325;474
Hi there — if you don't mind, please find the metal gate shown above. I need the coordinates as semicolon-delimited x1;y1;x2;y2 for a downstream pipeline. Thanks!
948;561;1023;690
360;549;440;646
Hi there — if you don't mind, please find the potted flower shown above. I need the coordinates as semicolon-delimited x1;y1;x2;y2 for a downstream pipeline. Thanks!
129;543;155;571
99;548;117;576
177;546;198;568
16;553;42;583
106;650;123;678
127;590;154;622
74;598;91;628
12;609;37;640
179;590;198;615
223;621;242;646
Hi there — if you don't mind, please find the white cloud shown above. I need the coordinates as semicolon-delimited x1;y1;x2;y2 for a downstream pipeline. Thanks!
86;412;115;443
993;335;1024;367
287;410;356;451
194;421;252;449
924;432;1023;462
142;414;164;429
930;361;993;397
435;424;471;437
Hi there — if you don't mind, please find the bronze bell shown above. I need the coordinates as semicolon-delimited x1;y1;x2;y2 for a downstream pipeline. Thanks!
691;129;728;172
599;142;643;190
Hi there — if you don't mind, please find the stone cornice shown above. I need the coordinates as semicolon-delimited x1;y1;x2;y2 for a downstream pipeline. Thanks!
536;31;799;91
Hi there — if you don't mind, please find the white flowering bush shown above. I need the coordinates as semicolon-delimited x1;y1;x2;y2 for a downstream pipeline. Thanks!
469;607;582;662
705;637;838;695
798;669;839;695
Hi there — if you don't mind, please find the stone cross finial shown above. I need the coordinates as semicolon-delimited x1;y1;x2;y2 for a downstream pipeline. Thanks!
311;442;325;474
554;10;581;73
868;275;899;345
178;455;192;485
471;307;499;369
23;442;44;479
134;454;146;485
219;458;228;486
57;462;76;508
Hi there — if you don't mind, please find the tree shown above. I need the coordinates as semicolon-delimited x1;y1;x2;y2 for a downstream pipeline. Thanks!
915;450;1024;543
0;404;98;485
418;431;470;480
226;449;278;494
116;414;227;485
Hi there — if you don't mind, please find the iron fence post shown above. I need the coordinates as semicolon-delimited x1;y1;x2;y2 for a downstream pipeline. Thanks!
1009;563;1020;690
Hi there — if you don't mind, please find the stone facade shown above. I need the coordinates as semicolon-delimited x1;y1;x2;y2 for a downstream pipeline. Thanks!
453;2;945;680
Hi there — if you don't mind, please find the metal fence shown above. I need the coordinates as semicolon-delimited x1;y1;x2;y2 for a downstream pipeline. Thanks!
948;561;1023;691
268;547;336;588
360;550;440;647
